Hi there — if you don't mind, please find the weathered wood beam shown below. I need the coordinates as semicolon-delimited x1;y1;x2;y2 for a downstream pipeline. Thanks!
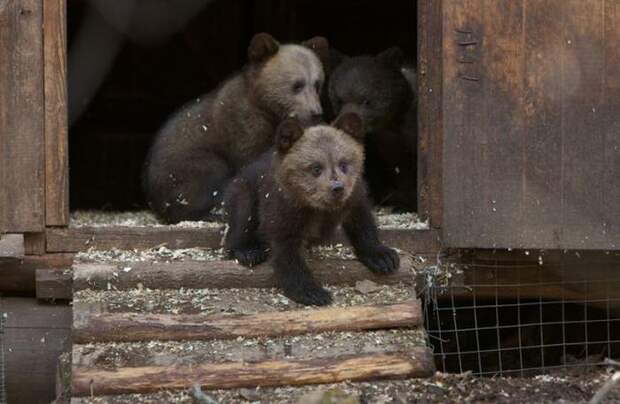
36;268;72;300
71;350;434;396
0;234;25;257
0;254;73;293
47;226;441;255
72;255;415;291
73;300;421;343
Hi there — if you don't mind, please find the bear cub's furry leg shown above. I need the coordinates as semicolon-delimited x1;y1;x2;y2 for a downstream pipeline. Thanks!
272;239;332;305
344;196;400;274
223;172;269;267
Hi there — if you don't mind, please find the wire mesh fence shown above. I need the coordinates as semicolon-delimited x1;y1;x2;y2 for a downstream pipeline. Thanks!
419;250;620;377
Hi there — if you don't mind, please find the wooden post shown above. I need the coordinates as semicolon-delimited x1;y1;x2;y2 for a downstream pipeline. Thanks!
0;0;46;232
44;0;69;225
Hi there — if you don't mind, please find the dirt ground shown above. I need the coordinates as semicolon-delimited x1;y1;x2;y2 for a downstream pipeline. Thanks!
70;367;620;403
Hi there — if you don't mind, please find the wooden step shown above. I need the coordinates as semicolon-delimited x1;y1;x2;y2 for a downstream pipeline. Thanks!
68;379;436;404
72;254;416;291
47;226;440;254
68;280;434;399
72;350;433;397
73;300;422;343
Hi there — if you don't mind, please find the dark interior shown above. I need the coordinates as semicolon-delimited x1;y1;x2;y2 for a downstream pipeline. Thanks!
67;0;417;210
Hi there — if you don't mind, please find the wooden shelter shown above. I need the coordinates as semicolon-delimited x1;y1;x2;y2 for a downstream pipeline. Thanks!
0;0;619;402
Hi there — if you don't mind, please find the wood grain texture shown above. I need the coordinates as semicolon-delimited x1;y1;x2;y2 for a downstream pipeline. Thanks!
73;300;422;343
72;255;414;291
0;234;25;257
0;0;45;232
36;268;72;300
71;350;434;396
46;226;226;252
0;253;73;293
442;0;620;250
1;297;71;404
24;231;46;255
46;226;440;255
44;0;69;225
417;0;443;229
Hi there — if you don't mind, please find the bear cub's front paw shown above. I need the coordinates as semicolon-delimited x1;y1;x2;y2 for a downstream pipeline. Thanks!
280;277;332;306
233;247;268;267
359;245;400;274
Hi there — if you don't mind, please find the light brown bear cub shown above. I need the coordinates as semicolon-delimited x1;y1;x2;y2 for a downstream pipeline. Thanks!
143;33;329;223
224;113;400;306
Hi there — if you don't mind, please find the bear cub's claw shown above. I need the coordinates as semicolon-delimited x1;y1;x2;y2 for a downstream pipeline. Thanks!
359;245;400;274
233;247;268;267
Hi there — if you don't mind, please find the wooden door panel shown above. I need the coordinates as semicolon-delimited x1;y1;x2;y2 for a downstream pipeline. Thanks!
0;0;45;232
442;0;620;250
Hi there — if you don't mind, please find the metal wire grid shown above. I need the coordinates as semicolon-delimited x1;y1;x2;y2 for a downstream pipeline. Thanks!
422;258;620;377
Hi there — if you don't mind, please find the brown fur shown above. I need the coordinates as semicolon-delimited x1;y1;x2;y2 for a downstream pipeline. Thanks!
223;113;399;306
143;33;329;223
275;125;364;211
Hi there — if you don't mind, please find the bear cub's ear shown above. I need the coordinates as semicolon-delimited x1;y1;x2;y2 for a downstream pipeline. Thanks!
302;36;330;66
276;119;305;153
333;113;364;143
377;46;405;68
248;33;280;63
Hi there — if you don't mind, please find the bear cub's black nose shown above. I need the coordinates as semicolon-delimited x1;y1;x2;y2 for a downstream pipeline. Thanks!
330;181;345;197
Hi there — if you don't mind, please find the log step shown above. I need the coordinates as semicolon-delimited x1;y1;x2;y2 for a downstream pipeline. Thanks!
73;300;422;343
70;287;434;398
72;254;415;292
68;378;435;404
72;350;434;397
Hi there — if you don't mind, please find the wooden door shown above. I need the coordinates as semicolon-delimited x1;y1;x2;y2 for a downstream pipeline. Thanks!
441;0;620;250
0;0;67;240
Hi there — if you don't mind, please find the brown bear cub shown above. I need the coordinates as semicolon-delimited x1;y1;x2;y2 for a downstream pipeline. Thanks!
327;47;417;212
223;113;400;306
143;33;329;223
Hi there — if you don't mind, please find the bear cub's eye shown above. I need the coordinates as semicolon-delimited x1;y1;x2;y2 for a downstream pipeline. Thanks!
292;80;306;94
362;99;372;106
310;162;323;177
339;161;349;174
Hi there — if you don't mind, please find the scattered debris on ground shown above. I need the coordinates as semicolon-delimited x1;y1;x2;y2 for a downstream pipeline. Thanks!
69;208;429;230
75;246;226;264
73;283;416;315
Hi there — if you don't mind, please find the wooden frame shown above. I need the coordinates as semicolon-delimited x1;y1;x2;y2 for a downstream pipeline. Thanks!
44;0;69;226
417;0;443;231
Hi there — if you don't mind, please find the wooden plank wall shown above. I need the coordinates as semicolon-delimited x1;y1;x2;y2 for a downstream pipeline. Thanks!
44;0;69;226
0;0;45;233
442;0;620;250
1;297;71;404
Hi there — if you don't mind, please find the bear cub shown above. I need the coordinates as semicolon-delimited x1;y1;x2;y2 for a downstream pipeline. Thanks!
328;47;417;212
143;33;329;223
223;113;400;306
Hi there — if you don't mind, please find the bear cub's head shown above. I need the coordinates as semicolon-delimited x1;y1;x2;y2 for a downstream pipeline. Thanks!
248;33;330;126
274;113;365;211
328;47;412;132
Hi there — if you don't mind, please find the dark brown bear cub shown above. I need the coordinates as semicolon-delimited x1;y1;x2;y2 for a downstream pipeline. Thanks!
328;47;417;212
223;113;399;306
143;33;329;223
